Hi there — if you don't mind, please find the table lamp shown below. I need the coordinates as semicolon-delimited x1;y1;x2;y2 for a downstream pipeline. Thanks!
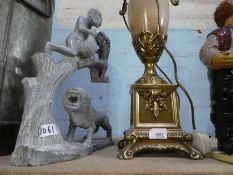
118;0;203;160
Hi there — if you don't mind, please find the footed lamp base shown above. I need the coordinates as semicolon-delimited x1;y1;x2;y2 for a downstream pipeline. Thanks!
118;128;203;160
118;84;203;160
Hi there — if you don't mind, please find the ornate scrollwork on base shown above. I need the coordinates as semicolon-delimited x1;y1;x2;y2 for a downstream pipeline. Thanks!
118;129;203;160
182;133;203;160
118;141;203;160
139;89;169;118
118;132;137;160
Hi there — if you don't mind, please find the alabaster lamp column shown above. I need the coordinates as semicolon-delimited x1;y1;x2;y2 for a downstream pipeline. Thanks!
128;0;169;84
128;0;169;40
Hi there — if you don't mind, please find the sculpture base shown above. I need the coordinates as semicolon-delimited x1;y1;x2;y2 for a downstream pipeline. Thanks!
11;138;113;166
118;127;203;160
212;151;233;164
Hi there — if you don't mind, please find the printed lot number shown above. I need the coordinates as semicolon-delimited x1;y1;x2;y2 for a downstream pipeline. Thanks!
39;124;58;137
149;128;168;139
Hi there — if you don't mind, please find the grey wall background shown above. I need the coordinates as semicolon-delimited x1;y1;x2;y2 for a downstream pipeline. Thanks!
51;0;222;137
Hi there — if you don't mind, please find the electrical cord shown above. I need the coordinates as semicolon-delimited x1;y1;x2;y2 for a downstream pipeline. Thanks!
155;0;196;130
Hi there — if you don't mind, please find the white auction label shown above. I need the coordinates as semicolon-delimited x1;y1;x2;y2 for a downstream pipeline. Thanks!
39;124;58;137
149;128;168;139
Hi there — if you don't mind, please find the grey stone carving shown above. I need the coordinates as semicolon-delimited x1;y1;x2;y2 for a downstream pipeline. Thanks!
45;8;110;83
64;87;112;144
11;9;112;166
0;0;54;155
90;32;110;83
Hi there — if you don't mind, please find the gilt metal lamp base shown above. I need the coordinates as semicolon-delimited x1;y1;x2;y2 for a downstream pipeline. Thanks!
118;84;203;160
118;128;203;160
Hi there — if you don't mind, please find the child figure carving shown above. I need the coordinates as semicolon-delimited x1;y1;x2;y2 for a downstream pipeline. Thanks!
45;9;110;82
45;8;101;57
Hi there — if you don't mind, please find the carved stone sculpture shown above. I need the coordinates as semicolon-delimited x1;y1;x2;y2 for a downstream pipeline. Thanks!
0;0;54;155
45;8;110;83
11;9;112;166
64;87;112;144
200;0;233;162
89;32;110;83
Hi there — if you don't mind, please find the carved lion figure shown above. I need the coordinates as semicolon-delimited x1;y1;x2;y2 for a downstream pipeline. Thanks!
64;87;112;145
